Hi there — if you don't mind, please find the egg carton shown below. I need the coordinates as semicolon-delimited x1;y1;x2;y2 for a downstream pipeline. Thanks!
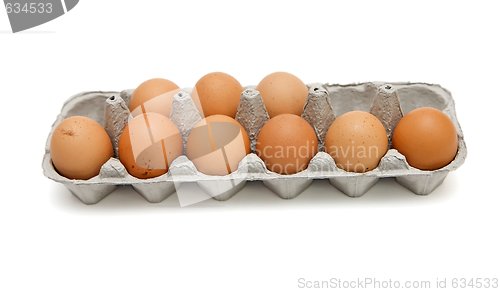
42;82;466;205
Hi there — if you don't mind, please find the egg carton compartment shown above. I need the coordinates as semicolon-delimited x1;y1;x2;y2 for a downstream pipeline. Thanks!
42;82;466;204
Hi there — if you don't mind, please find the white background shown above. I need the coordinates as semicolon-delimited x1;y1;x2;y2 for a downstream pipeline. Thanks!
0;1;499;291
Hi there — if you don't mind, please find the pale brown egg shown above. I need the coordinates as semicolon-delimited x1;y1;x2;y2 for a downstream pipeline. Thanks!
186;115;250;176
119;113;183;179
256;72;308;117
256;114;318;175
325;111;388;173
392;107;458;170
193;72;243;118
51;116;113;180
129;78;180;117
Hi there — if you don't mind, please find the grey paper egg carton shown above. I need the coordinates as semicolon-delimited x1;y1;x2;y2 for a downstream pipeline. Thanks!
42;82;466;204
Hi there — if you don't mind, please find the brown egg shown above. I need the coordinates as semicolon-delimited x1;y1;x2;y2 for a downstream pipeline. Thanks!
256;72;308;117
51;116;113;180
256;114;318;175
186;115;250;176
129;78;180;117
392;107;458;170
119;113;183;179
193;72;243;118
325;111;388;173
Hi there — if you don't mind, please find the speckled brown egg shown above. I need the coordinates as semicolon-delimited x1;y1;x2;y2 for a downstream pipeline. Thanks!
256;72;308;117
392;107;458;170
51;116;113;180
256;114;318;175
186;115;250;176
119;113;183;179
129;78;180;117
193;72;243;118
325;111;388;173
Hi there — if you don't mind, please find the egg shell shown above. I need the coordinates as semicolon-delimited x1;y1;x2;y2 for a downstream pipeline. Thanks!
50;116;113;180
193;72;243;118
325;111;388;173
392;107;458;170
257;72;308;117
186;115;250;176
256;114;318;175
129;78;180;117
119;113;183;179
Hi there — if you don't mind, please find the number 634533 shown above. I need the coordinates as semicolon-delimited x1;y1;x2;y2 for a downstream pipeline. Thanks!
5;2;53;14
